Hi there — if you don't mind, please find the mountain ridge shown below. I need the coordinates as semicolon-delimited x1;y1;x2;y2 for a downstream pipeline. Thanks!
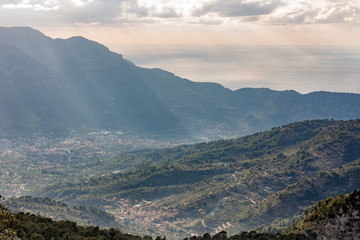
1;26;360;139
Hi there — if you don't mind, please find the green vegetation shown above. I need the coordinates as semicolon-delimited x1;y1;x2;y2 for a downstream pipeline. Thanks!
10;213;145;240
1;196;311;240
0;196;159;240
4;190;360;240
36;119;360;238
285;190;360;239
0;129;187;199
256;158;360;219
0;196;17;239
1;195;310;240
185;231;311;240
6;196;117;228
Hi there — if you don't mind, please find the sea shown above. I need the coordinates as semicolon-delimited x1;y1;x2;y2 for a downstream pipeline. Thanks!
108;44;360;94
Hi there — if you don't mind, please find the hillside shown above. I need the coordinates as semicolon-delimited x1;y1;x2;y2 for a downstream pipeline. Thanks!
1;27;360;139
5;196;117;228
0;197;152;240
253;158;360;227
285;190;360;239
39;119;360;238
0;196;310;240
5;191;359;240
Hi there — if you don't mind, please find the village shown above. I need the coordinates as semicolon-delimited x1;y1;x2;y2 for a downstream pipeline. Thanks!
104;196;235;238
0;129;185;198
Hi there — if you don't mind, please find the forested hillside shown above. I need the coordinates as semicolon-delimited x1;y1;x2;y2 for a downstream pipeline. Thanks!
39;119;360;238
4;191;360;240
6;196;117;228
286;190;360;239
0;196;310;240
0;196;153;240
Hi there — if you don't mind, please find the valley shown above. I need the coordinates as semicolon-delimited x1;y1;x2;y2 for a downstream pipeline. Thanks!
0;129;189;198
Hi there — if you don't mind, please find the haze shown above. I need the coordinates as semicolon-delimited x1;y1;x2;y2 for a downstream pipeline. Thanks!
1;0;359;93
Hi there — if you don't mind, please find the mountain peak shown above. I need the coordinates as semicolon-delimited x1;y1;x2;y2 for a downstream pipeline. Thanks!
0;26;48;42
0;26;44;35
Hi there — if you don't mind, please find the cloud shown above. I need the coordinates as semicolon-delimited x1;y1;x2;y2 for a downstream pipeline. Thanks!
190;0;360;24
316;1;360;23
59;0;128;24
0;0;359;27
1;0;59;11
192;0;283;18
0;0;154;25
268;0;360;24
0;0;184;25
189;15;224;25
150;6;182;18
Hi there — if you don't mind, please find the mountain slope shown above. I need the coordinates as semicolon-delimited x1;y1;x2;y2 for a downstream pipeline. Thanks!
5;196;117;228
254;158;360;227
39;119;360;238
0;197;312;240
285;190;360;239
0;27;184;135
1;27;360;138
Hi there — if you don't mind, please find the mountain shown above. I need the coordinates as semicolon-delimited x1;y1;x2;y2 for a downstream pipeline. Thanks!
39;119;360;238
285;190;360;240
1;26;360;138
0;27;183;135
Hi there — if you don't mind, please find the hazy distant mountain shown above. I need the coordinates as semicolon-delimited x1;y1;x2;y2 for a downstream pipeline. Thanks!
1;26;360;138
0;27;183;135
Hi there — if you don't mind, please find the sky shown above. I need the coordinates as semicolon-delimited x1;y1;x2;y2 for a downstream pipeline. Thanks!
0;0;360;93
0;0;360;45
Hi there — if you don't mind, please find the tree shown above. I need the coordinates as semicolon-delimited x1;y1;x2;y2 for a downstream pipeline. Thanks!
0;195;17;240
